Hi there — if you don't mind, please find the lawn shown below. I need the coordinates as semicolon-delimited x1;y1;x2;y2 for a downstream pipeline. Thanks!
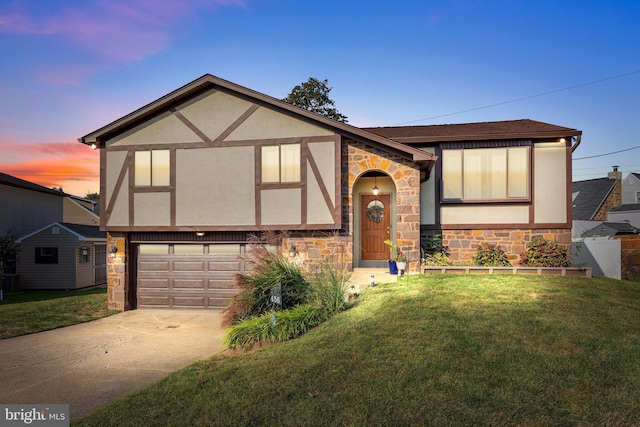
0;287;118;339
75;274;640;426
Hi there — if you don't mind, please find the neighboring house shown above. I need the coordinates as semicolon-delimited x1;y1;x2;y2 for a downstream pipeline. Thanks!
0;172;64;238
608;203;640;228
572;167;622;221
78;74;582;311
582;221;638;237
15;222;107;289
64;195;100;226
0;172;106;289
622;173;640;204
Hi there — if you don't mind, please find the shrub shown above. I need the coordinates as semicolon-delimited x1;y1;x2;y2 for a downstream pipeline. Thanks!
223;234;311;326
422;252;451;266
473;244;511;267
310;262;352;315
223;305;329;350
520;238;571;267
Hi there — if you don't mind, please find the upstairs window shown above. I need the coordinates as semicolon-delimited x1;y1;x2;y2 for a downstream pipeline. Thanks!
442;146;529;202
261;144;300;183
135;150;170;186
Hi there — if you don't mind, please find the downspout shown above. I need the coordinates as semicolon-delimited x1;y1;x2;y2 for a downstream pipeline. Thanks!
571;134;582;152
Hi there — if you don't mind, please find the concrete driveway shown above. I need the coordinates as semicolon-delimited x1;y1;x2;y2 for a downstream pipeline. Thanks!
0;310;225;421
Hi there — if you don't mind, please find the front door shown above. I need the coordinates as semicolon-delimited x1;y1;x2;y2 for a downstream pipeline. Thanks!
361;194;391;260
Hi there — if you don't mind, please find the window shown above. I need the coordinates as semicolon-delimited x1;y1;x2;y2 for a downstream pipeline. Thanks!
79;247;89;263
261;144;300;183
135;150;170;186
442;146;529;201
35;247;58;264
636;191;640;203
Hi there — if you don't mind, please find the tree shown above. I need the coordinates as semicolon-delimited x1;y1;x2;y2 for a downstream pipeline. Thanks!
282;78;348;123
85;192;100;201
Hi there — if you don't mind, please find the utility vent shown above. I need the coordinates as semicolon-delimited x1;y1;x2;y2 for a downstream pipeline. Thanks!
52;227;60;234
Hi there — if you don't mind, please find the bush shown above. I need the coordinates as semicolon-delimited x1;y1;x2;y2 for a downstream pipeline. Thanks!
473;244;511;267
422;252;451;266
223;305;329;350
310;262;351;315
520;238;571;267
223;236;311;326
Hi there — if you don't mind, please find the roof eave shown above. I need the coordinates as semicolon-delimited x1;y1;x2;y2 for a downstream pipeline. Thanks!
78;74;436;164
389;130;582;144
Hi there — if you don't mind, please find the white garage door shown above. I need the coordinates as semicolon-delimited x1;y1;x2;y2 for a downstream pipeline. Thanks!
137;244;248;309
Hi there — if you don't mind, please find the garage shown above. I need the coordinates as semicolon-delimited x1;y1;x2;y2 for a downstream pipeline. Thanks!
136;243;249;309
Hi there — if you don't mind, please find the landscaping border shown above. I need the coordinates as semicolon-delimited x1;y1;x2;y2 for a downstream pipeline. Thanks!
421;266;592;278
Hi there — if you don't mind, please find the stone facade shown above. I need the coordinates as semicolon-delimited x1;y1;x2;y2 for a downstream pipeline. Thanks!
346;141;422;272
106;232;130;310
441;228;572;265
594;171;622;220
282;140;423;273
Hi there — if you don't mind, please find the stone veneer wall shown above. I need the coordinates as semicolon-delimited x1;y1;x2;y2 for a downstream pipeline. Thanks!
284;140;422;273
594;172;622;221
106;232;130;311
346;141;422;272
441;228;573;265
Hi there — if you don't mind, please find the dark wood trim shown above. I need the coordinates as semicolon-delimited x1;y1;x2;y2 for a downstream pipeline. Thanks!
104;151;132;226
422;222;571;230
130;186;172;193
440;198;531;205
301;142;308;225
254;145;262;226
529;143;536;223
565;145;572;225
333;135;342;224
170;147;177;227
214;104;260;144
104;135;334;151
128;155;134;227
258;182;301;190
99;149;107;229
105;223;341;232
306;142;335;213
170;108;213;144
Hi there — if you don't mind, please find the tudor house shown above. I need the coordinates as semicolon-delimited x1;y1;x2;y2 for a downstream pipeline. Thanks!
79;74;582;311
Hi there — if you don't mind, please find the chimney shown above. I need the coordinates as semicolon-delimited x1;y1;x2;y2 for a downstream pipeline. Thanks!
608;166;622;209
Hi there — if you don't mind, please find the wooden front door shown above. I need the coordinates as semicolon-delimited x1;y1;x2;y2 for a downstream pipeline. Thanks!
361;194;391;260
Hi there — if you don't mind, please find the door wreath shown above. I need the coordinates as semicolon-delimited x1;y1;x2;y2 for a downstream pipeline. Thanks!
367;202;385;223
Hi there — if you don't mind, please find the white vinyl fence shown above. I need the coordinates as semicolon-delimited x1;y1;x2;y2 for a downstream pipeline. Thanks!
572;237;621;279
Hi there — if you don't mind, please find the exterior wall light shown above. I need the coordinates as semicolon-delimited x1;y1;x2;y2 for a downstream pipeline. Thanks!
288;245;298;258
372;176;379;196
109;245;118;258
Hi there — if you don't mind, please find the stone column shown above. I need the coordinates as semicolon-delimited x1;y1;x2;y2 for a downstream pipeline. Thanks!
106;232;129;311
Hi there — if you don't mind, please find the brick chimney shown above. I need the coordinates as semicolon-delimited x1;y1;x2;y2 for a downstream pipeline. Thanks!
607;165;622;209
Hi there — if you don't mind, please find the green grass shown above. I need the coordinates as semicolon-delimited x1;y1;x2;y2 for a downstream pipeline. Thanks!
75;275;640;426
0;288;118;339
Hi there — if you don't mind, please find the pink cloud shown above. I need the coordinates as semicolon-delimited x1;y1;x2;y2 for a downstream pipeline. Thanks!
1;0;246;64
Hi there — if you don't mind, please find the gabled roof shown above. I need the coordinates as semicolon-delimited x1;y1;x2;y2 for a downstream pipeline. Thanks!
0;172;65;197
61;223;106;239
572;177;617;220
16;222;106;243
78;74;435;164
610;203;640;212
364;119;582;143
583;221;638;237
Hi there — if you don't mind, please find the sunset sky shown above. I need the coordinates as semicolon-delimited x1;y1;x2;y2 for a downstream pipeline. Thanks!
1;0;639;197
